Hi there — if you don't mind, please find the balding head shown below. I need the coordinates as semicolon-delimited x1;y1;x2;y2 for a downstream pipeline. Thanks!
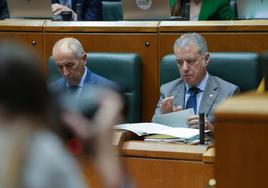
52;37;87;86
52;37;85;58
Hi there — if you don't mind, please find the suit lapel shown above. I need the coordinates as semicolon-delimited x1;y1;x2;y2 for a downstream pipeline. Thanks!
199;75;218;116
84;69;97;85
174;79;186;108
81;69;97;95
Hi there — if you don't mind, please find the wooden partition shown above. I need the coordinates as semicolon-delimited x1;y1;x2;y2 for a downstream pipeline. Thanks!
121;141;214;188
214;92;268;188
80;139;215;188
0;20;45;69
43;21;159;121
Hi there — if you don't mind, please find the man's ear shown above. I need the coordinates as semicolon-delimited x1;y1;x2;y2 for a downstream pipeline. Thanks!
81;52;87;65
203;53;210;66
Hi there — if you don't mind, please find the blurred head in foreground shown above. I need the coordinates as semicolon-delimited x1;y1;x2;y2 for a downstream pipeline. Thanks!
0;41;129;188
0;41;56;125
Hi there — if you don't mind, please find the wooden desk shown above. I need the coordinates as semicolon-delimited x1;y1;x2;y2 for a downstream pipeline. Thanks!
80;140;214;188
0;19;45;69
121;141;214;188
215;92;268;188
43;21;159;121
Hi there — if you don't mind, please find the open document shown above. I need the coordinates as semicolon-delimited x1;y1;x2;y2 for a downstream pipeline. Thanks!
114;122;209;143
152;108;194;127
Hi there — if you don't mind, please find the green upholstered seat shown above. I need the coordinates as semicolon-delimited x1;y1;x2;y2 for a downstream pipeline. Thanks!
160;52;262;92
102;1;122;21
48;52;142;123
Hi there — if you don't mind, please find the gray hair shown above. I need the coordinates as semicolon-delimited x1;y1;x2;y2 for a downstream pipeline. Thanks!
52;37;85;58
173;33;208;56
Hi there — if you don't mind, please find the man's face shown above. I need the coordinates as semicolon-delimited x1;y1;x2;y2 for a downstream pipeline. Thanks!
53;50;86;86
175;43;209;87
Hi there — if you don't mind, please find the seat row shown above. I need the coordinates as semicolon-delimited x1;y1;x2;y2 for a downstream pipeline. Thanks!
48;52;265;123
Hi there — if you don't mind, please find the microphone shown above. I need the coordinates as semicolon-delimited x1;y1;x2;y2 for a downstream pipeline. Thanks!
183;0;190;20
76;3;82;21
199;113;205;144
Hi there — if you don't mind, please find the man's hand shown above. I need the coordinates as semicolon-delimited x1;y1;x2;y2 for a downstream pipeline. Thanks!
187;115;214;133
160;96;182;114
51;3;77;20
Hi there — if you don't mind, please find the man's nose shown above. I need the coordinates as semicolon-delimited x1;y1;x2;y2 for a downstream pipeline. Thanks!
63;67;69;76
180;62;189;71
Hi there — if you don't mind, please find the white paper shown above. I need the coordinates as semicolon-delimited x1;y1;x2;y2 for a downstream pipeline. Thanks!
152;108;195;128
114;122;203;140
114;123;170;136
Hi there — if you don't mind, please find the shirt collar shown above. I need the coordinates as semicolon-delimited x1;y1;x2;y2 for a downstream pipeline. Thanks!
66;66;87;88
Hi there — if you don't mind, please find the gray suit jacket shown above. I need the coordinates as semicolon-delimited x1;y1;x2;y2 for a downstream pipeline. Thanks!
153;74;240;122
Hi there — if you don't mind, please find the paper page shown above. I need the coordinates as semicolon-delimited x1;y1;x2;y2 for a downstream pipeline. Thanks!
159;127;200;139
114;122;206;140
114;123;171;136
152;108;194;128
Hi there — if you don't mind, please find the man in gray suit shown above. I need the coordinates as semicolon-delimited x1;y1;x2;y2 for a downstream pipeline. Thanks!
153;33;239;133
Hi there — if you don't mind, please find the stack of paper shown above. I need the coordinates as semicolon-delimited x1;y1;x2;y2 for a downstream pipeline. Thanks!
114;122;208;143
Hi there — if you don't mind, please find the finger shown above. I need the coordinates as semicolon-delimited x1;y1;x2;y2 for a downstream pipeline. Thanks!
188;124;199;129
188;119;199;126
53;10;63;16
160;96;174;113
51;4;63;13
173;105;182;112
187;115;199;121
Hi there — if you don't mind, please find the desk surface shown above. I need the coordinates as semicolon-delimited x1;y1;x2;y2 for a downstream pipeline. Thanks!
44;21;159;32
122;140;210;161
159;20;268;32
0;19;45;31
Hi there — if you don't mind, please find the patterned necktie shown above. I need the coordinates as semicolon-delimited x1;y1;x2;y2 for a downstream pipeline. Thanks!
185;87;200;114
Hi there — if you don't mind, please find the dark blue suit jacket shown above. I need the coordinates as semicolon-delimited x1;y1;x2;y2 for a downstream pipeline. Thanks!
51;0;102;21
49;69;117;95
0;0;9;19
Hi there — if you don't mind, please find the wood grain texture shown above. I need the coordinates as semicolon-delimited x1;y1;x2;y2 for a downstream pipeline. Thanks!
215;93;268;188
122;157;214;188
122;141;208;161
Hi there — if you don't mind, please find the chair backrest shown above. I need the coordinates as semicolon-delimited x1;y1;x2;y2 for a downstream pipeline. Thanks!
102;1;122;21
160;52;262;92
48;52;142;123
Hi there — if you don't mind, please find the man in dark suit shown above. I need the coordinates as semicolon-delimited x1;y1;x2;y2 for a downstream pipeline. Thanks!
51;0;102;21
153;33;239;132
49;37;116;97
0;0;9;19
